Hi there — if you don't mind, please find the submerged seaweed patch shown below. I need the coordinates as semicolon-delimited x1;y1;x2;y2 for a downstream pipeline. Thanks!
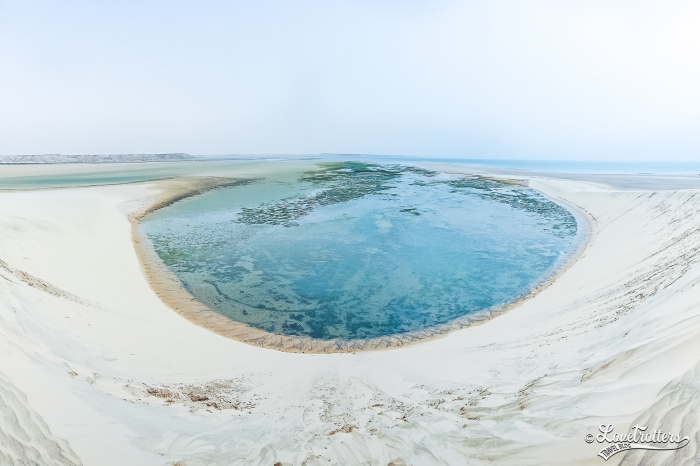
236;163;575;237
236;162;436;226
444;178;577;238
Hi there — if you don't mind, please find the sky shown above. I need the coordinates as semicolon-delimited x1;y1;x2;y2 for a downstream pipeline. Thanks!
0;1;699;160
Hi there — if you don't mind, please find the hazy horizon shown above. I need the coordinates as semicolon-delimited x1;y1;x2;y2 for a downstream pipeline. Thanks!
1;1;699;161
3;153;700;164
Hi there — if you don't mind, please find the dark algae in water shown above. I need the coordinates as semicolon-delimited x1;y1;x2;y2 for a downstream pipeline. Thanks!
141;162;579;341
445;177;578;238
236;162;434;227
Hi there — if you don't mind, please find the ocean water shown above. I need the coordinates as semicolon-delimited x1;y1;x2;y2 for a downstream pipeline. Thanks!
140;162;580;341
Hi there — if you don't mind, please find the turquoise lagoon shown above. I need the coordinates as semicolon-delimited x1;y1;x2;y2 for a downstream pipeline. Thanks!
140;162;581;341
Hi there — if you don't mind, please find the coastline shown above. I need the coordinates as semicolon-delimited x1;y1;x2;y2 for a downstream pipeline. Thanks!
129;174;595;354
2;169;700;465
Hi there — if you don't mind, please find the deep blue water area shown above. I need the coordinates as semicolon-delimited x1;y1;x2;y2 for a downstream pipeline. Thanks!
140;162;580;341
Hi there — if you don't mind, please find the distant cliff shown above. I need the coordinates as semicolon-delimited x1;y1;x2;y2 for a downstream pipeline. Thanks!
0;153;199;164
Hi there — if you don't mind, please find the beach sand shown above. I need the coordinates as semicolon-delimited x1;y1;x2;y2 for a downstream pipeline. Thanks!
1;170;699;465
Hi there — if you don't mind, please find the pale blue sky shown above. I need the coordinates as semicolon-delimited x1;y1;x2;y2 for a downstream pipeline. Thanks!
0;1;698;160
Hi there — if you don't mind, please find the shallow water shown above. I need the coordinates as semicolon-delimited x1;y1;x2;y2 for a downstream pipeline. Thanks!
0;158;320;190
140;162;580;341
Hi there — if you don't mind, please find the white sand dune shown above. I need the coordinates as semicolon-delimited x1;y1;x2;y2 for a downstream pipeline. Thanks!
0;174;699;465
0;371;81;466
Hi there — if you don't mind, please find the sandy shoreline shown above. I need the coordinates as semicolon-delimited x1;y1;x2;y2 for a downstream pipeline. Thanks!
1;165;700;465
130;174;593;354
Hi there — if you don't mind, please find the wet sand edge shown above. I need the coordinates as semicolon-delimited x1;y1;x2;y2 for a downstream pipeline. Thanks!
129;175;594;354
